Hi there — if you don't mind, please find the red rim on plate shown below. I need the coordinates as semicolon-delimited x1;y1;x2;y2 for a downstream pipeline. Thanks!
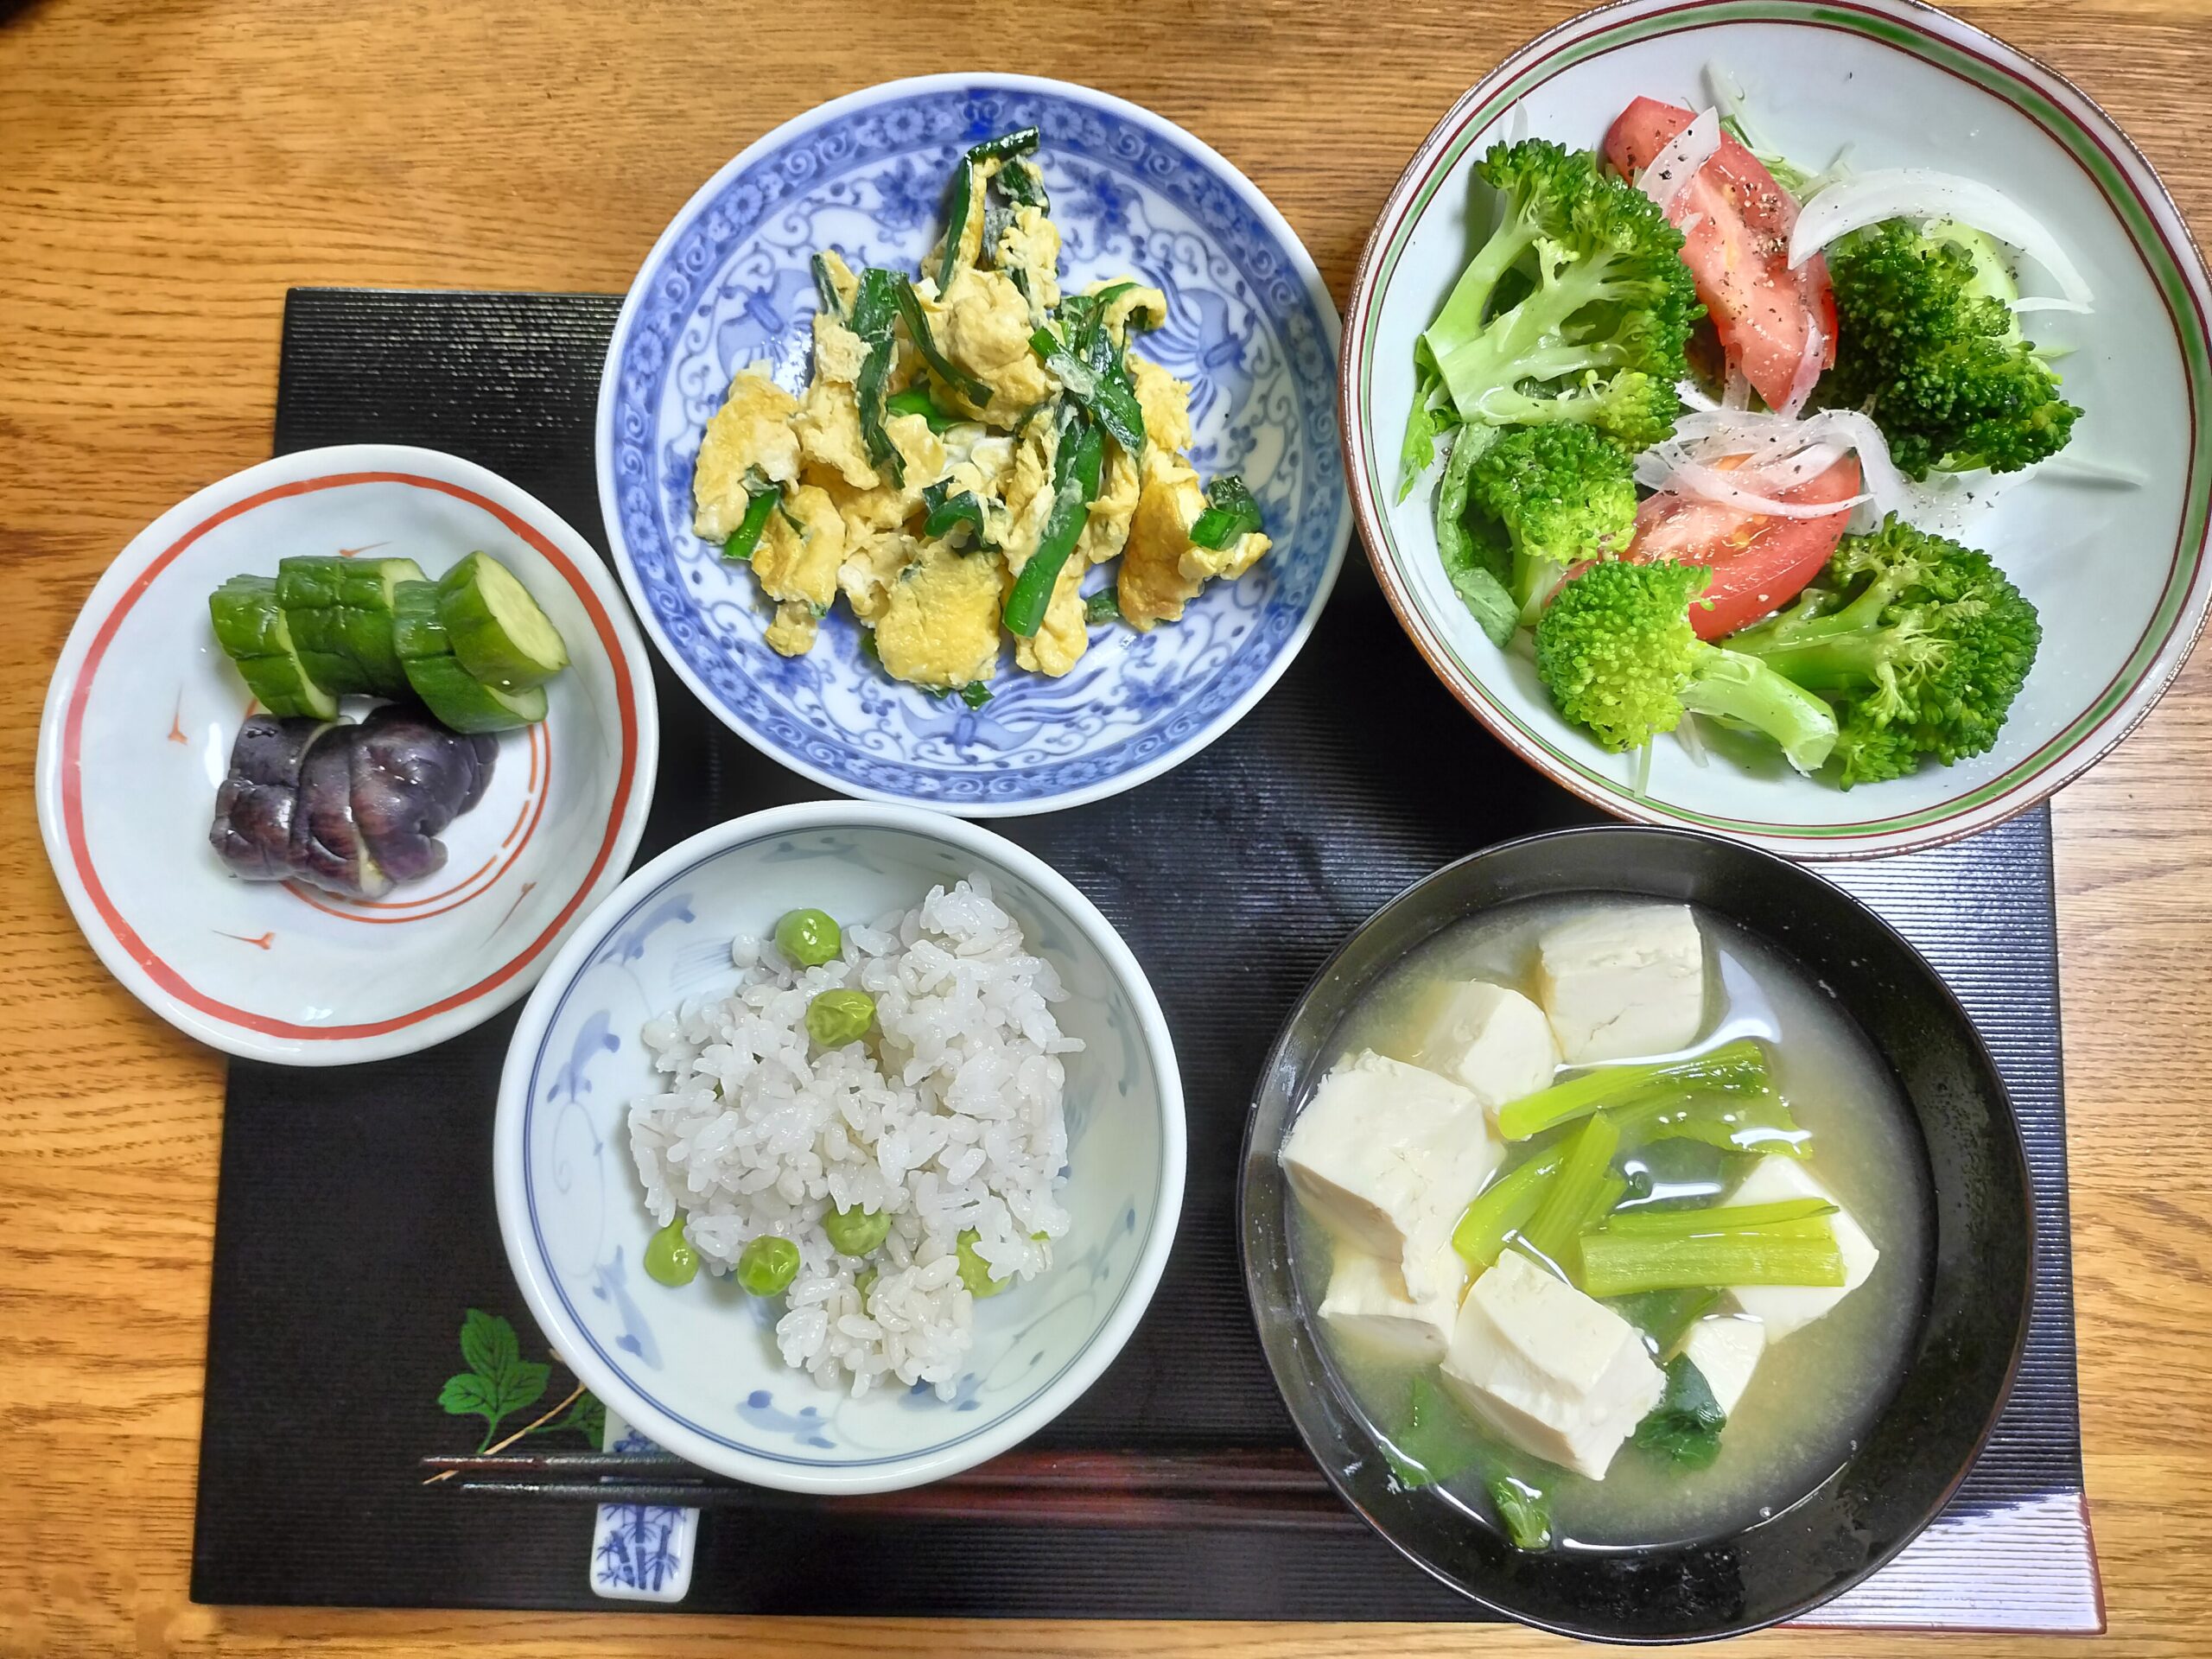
39;453;655;1061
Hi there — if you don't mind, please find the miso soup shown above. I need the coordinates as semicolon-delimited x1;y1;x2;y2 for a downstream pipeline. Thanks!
1281;896;1932;1549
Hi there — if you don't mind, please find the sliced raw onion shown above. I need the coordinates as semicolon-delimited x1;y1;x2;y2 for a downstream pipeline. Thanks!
1777;303;1827;419
1635;405;1924;525
1667;461;1871;518
1635;108;1721;219
1788;168;2093;307
1737;441;1847;491
1722;365;1752;410
1806;410;1916;520
1675;709;1711;768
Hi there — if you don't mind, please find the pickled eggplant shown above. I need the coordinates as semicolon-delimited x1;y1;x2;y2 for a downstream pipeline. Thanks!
207;577;340;719
276;555;427;697
286;726;393;899
350;705;499;882
210;708;500;898
208;713;337;880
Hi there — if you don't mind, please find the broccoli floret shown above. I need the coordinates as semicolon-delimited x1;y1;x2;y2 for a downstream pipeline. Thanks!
1726;516;2042;786
1414;141;1701;458
1820;222;2081;478
1434;423;1637;645
1471;423;1637;619
1534;560;1840;772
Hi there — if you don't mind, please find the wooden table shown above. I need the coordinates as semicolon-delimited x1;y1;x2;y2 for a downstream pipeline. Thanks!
4;0;2209;1653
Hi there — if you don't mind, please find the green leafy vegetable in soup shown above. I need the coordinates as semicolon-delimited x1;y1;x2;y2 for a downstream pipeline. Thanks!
1633;1355;1728;1468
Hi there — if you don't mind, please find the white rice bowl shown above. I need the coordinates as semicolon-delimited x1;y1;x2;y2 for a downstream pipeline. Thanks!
628;877;1079;1399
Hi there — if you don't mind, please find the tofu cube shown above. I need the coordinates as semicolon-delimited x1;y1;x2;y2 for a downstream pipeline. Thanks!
1680;1314;1766;1417
1418;980;1560;1116
1280;1051;1501;1301
1439;1249;1666;1480
1537;904;1707;1063
1318;1243;1465;1365
1725;1156;1881;1342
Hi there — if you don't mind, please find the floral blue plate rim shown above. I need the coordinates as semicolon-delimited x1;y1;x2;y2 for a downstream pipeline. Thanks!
594;72;1350;816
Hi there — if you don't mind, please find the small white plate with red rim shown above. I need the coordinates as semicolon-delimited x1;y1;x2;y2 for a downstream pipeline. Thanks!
35;444;660;1066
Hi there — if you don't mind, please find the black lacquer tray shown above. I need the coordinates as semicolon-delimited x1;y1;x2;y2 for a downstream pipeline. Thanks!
188;289;2099;1629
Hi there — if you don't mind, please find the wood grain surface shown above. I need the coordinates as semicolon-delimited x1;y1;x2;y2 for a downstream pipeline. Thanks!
3;0;2209;1653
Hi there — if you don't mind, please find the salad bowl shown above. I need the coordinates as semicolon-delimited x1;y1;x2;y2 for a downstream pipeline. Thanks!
1343;0;2212;859
598;73;1349;817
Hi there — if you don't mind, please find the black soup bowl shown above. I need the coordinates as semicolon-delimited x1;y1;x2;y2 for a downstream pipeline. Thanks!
1238;825;2031;1643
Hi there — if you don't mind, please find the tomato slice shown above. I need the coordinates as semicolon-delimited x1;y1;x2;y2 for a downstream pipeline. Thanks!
1627;455;1861;639
1603;97;1837;412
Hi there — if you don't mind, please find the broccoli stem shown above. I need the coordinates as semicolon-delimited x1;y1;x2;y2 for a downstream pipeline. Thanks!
1433;256;1631;414
1727;630;1920;697
1423;207;1544;366
1679;643;1840;774
1514;550;1571;626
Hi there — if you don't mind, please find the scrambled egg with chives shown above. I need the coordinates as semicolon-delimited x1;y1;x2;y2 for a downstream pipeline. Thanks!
691;129;1270;694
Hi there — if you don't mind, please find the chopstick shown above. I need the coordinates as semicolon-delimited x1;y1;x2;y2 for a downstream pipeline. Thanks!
420;1380;591;1485
417;1445;1363;1529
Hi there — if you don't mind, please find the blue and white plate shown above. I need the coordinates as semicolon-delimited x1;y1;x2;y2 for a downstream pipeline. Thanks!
596;73;1349;815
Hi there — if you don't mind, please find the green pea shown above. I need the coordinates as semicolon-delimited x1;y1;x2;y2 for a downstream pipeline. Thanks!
643;1216;698;1287
806;988;876;1048
855;1266;879;1300
774;908;842;968
823;1202;892;1256
735;1234;801;1296
956;1228;1012;1299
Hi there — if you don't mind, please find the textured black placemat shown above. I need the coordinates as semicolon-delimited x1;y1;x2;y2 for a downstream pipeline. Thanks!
189;289;2094;1624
